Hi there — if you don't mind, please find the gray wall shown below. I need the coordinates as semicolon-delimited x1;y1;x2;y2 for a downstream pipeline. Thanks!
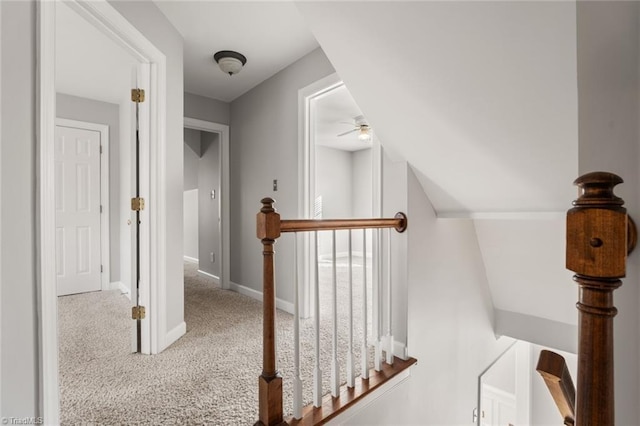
56;93;121;282
1;0;38;415
184;92;230;125
229;48;335;301
183;129;221;277
351;148;372;218
198;132;220;278
315;146;352;256
184;128;200;190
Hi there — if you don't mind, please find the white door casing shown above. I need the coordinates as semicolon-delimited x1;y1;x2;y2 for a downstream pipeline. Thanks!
54;125;102;296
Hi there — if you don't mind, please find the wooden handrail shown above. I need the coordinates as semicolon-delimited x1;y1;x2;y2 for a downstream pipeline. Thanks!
280;214;407;234
255;197;408;426
536;350;576;426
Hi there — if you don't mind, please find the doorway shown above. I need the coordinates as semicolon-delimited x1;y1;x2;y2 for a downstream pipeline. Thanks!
298;75;382;318
39;0;168;422
183;117;230;290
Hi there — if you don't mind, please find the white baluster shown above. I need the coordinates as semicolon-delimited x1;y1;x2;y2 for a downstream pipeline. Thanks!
347;230;355;388
361;229;369;379
374;228;383;372
292;233;303;419
313;231;322;407
385;228;394;365
330;230;340;397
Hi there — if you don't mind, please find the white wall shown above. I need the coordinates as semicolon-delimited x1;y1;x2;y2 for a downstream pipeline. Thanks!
56;93;122;282
346;167;514;424
576;2;640;422
0;0;38;415
229;48;335;302
110;0;185;336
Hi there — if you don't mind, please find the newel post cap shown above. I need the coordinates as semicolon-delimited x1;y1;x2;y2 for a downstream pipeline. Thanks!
257;197;281;241
567;172;628;278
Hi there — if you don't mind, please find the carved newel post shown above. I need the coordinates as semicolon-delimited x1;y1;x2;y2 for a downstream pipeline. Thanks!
256;198;283;425
566;172;636;426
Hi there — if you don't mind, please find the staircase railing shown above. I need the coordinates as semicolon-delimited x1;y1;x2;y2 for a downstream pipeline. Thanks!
537;172;637;425
255;197;412;425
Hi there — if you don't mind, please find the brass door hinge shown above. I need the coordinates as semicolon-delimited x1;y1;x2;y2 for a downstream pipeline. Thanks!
131;88;145;103
131;197;145;211
132;305;146;320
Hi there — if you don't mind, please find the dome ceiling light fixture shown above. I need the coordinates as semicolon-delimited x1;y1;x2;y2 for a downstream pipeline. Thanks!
213;50;247;76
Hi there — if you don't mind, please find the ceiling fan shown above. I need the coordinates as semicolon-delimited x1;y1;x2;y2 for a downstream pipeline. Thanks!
337;115;372;141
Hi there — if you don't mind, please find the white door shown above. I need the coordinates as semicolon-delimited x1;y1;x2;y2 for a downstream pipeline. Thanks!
55;125;102;296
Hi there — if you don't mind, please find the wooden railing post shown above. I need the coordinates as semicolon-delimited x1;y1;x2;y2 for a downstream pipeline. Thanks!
566;172;636;426
256;198;283;426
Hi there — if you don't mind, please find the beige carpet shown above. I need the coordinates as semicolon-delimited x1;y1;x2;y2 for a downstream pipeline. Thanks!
59;258;372;425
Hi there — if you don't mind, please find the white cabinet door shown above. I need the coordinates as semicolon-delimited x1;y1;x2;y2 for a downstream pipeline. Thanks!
55;125;101;296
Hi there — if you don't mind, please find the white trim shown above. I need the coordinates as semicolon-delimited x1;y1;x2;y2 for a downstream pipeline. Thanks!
55;118;111;290
438;211;566;220
183;117;230;291
0;2;3;415
229;281;295;315
183;255;198;264
37;2;60;423
298;73;342;319
165;321;186;349
38;0;167;421
393;340;408;361
325;367;413;425
197;269;220;285
109;281;130;296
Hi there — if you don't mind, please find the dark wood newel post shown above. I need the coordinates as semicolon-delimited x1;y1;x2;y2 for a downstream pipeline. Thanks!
566;172;637;426
256;198;283;426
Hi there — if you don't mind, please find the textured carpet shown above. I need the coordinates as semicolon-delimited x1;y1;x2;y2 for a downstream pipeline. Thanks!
59;258;372;425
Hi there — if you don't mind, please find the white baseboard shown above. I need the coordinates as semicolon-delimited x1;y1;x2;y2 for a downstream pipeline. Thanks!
183;255;198;264
197;269;220;285
229;281;294;314
164;321;186;351
394;340;409;360
110;281;131;300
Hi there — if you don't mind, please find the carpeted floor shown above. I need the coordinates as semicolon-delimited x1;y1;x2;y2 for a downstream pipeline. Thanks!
58;258;372;425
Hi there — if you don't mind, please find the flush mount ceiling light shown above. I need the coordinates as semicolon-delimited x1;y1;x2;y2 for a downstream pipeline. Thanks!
213;50;247;76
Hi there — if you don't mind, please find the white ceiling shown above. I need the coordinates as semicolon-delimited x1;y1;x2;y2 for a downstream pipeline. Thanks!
154;1;320;102
297;1;579;215
314;84;372;152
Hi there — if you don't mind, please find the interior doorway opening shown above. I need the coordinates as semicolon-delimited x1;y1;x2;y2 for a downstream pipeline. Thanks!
298;75;382;319
183;117;231;291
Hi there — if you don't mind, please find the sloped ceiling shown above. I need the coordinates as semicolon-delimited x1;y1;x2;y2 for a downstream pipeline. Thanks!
296;1;583;339
296;1;579;216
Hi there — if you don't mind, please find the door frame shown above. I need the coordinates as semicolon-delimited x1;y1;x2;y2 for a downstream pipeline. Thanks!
55;118;111;290
183;117;230;290
38;0;167;422
297;74;382;318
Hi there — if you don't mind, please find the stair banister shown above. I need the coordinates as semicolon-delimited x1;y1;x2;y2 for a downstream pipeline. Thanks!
255;197;409;426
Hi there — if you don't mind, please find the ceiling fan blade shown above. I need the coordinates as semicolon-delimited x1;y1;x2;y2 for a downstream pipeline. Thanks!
337;128;358;137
